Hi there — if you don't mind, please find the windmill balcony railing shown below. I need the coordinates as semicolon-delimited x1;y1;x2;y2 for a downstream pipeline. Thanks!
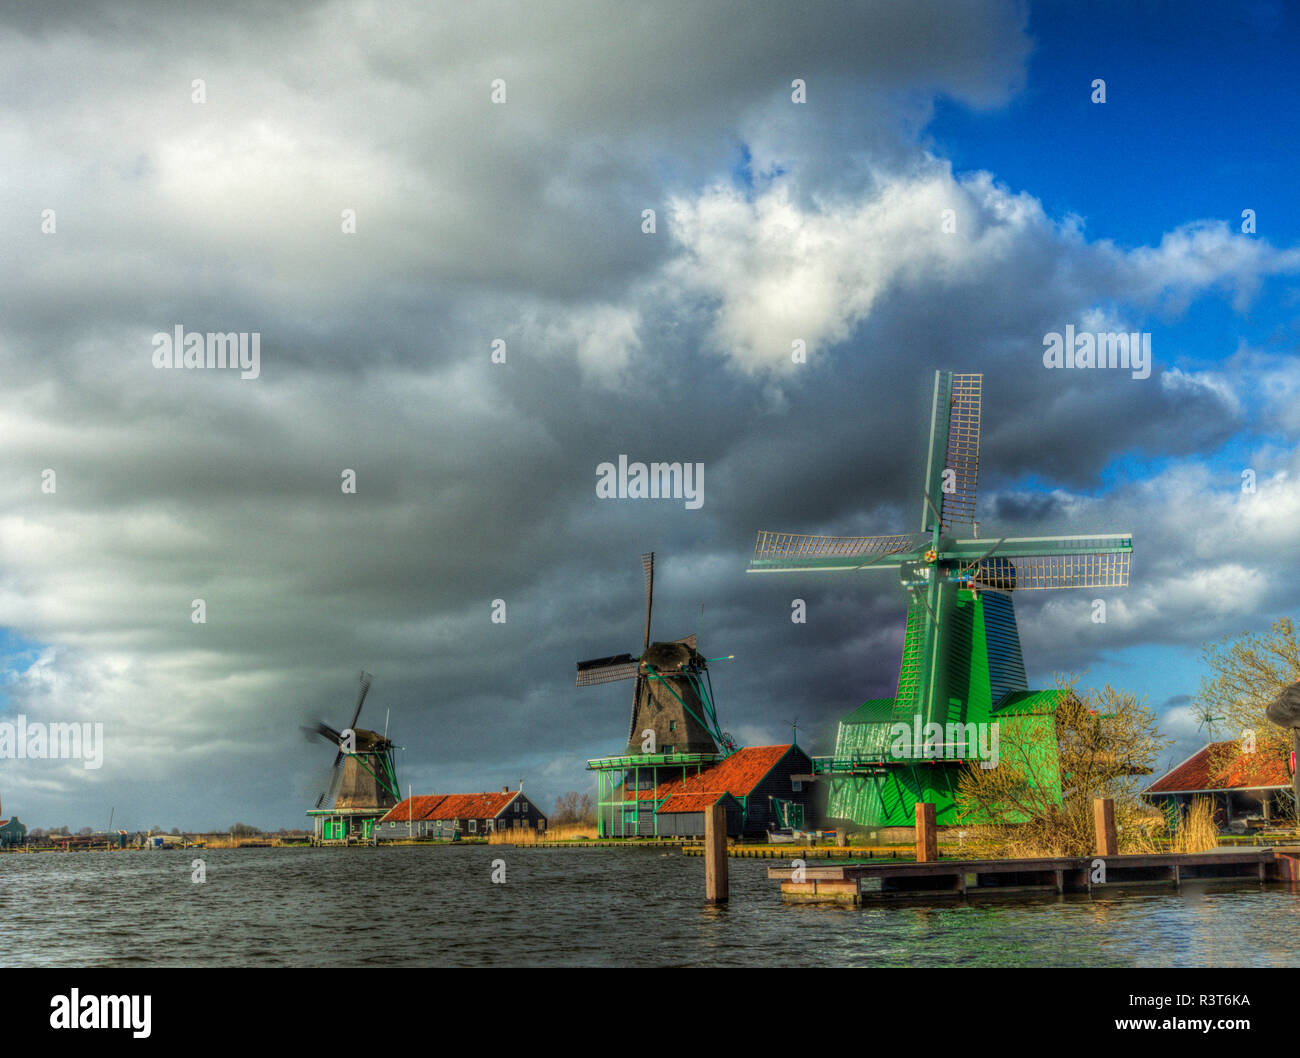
811;754;889;774
812;748;993;773
586;751;722;770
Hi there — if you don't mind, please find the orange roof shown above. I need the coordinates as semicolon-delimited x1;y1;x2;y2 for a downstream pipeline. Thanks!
378;795;446;823
657;792;730;813
431;792;518;819
378;792;521;824
610;745;796;803
1145;741;1291;794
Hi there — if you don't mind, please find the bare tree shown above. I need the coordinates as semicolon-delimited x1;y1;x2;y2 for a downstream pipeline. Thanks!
956;677;1168;857
551;791;595;825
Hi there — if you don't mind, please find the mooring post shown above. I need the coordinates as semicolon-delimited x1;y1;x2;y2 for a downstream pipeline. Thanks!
705;802;729;904
1093;797;1117;856
915;802;938;863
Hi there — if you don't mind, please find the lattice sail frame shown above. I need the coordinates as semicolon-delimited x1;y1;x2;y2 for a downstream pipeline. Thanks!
576;658;640;686
751;531;922;570
971;550;1131;590
949;533;1134;590
939;373;980;531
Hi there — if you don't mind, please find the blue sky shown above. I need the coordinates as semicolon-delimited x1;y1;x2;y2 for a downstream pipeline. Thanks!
932;1;1300;248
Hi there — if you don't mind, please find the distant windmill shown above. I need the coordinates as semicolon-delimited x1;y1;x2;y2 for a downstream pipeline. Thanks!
305;672;400;835
1195;703;1226;742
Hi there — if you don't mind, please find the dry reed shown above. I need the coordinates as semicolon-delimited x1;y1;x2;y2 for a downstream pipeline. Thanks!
1170;797;1218;853
487;822;596;844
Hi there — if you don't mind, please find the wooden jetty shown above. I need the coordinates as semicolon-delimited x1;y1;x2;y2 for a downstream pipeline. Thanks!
682;844;908;860
770;847;1300;904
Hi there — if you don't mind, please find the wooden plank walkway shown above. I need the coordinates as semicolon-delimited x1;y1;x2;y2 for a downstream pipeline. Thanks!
682;844;907;860
768;848;1290;904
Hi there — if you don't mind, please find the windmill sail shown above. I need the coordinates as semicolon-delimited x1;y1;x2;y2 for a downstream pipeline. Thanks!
946;534;1133;590
939;373;981;531
921;372;982;532
750;531;924;573
633;552;654;741
576;654;640;686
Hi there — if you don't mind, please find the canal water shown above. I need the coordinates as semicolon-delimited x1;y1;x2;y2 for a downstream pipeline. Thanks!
2;846;1298;967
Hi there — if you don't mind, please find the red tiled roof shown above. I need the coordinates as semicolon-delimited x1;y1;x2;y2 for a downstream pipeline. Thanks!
1145;741;1291;794
612;745;795;803
378;795;446;823
378;792;521;824
657;792;728;813
431;792;518;819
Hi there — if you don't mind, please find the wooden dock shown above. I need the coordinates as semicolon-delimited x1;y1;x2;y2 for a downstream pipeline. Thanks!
683;844;908;860
769;847;1300;904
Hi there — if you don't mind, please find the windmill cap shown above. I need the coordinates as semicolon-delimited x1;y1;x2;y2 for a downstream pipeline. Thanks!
642;639;700;671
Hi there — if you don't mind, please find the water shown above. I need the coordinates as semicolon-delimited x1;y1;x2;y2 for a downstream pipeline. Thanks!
3;846;1299;967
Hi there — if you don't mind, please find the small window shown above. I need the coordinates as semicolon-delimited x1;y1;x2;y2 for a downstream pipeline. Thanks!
469;819;477;833
669;721;676;732
792;780;803;793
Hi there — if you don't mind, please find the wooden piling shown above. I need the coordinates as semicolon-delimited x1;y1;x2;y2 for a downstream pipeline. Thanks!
705;802;728;904
915;802;938;863
1093;797;1117;856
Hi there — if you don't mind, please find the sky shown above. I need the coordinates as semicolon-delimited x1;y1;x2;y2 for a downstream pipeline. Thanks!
2;0;1299;831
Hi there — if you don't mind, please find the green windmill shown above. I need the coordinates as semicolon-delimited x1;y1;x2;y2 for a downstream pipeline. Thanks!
748;371;1133;827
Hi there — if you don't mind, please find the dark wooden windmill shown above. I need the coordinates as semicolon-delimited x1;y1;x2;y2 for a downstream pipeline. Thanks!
305;671;400;842
579;553;738;838
576;552;734;757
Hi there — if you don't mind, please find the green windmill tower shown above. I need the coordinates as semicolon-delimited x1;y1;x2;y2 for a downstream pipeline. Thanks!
748;371;1133;828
